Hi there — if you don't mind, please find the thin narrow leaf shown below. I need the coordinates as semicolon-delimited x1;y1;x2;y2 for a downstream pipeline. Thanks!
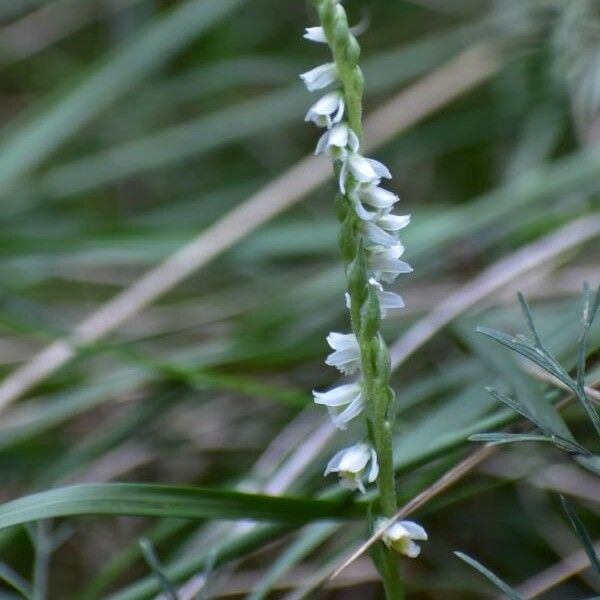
477;327;574;391
454;551;523;600
0;484;364;531
560;496;600;577
517;292;543;347
138;538;177;600
485;388;590;455
576;283;600;436
0;561;33;599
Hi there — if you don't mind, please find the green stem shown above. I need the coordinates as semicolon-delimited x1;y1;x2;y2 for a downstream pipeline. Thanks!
314;1;403;597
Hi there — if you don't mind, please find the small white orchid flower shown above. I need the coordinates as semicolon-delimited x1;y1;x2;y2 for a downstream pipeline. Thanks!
350;184;399;220
363;212;410;246
377;213;410;231
377;519;428;557
340;157;392;194
304;26;328;43
300;63;338;92
369;243;413;284
363;221;398;247
325;332;361;375
305;91;345;128
368;277;405;317
313;382;364;429
315;123;359;159
325;442;379;494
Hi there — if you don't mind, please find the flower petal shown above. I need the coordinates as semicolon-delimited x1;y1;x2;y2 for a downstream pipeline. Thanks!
364;222;398;246
367;158;391;179
313;383;360;407
378;213;410;231
368;448;379;482
400;520;428;541
324;447;348;475
404;540;421;558
300;63;338;92
304;26;328;43
329;394;364;429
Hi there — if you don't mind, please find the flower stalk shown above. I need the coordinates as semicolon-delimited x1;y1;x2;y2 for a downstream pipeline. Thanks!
302;1;426;597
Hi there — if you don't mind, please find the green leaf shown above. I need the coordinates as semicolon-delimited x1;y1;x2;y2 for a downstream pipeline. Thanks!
458;322;575;443
454;551;523;600
0;484;364;530
484;388;590;455
560;496;600;577
477;326;574;391
576;283;600;436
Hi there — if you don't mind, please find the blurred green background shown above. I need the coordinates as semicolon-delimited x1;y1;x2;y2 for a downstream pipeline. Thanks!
0;0;598;598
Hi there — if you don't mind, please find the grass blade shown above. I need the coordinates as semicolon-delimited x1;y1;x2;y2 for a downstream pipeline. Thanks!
560;496;600;577
0;484;364;530
0;560;33;599
455;551;523;599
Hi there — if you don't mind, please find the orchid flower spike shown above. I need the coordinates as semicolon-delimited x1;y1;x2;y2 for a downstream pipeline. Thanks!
312;382;364;429
300;63;338;92
325;442;379;494
377;518;428;557
325;332;361;375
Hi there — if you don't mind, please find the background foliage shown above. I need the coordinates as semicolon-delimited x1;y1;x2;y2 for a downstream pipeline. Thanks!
0;0;598;598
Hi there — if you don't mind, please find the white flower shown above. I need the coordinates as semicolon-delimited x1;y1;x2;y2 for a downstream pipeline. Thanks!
363;214;410;246
364;221;398;247
325;332;361;375
305;91;345;128
350;185;399;220
377;519;428;557
313;382;364;429
339;155;391;194
325;443;379;494
369;243;413;284
315;123;359;159
300;63;338;92
304;26;328;43
368;277;405;317
377;213;410;231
